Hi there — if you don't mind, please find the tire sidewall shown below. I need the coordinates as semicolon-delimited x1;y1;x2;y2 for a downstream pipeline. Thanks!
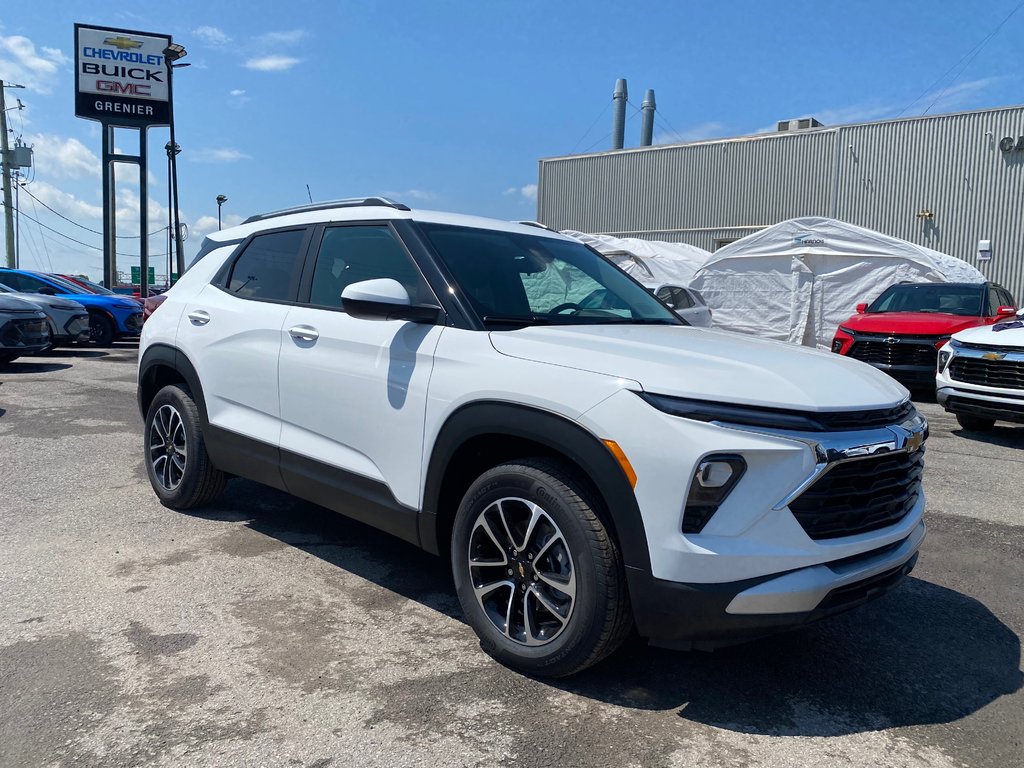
451;464;607;674
144;385;207;507
90;313;115;347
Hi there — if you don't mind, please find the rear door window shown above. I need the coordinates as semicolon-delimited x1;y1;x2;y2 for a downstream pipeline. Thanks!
225;229;307;302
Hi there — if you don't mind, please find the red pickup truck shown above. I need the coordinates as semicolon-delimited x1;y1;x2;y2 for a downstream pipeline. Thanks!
832;282;1017;387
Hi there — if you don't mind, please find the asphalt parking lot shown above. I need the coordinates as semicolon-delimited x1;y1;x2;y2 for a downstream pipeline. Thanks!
1;346;1022;768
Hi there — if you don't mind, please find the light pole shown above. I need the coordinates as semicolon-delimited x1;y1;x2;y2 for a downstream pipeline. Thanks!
163;44;189;279
165;141;180;286
216;194;227;230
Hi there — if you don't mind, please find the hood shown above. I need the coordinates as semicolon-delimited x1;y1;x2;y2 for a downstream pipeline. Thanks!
489;325;908;411
12;293;85;311
953;320;1024;348
841;311;984;336
0;293;43;312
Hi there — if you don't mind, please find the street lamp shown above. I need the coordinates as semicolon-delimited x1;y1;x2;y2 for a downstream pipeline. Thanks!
163;43;189;278
216;194;227;230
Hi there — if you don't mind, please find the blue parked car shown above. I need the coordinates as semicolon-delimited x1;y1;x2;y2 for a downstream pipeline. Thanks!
0;268;143;346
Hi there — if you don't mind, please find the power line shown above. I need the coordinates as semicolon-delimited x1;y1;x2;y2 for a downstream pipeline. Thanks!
27;194;53;272
897;0;1024;117
3;203;147;258
18;184;165;239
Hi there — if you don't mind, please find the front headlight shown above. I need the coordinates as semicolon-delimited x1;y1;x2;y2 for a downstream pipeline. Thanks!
637;392;829;431
938;350;951;372
114;300;138;309
837;325;855;335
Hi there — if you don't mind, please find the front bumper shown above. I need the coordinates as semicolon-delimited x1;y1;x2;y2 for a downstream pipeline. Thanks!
632;521;924;649
52;312;91;344
936;341;1024;424
119;311;144;335
937;387;1024;424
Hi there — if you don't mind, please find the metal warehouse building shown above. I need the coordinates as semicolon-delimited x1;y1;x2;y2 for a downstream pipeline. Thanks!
536;104;1024;302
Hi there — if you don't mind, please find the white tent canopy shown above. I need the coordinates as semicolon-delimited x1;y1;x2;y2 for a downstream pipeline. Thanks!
561;231;710;288
688;217;985;348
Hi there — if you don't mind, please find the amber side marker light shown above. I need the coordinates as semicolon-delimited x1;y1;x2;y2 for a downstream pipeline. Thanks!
603;439;637;488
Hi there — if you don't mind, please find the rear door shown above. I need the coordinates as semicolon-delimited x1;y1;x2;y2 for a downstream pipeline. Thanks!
176;227;311;486
276;223;444;541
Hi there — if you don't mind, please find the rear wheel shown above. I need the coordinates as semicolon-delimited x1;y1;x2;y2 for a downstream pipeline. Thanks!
451;459;632;677
89;312;115;347
145;384;226;509
956;413;996;432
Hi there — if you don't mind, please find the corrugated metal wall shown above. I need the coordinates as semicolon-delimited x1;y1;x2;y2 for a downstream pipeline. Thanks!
538;106;1024;301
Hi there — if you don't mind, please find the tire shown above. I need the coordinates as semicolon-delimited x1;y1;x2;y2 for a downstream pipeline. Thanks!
956;413;996;432
144;384;226;509
89;312;115;347
0;352;18;364
451;459;632;677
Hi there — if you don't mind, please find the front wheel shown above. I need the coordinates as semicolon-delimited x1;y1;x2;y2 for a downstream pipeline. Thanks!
144;384;226;509
956;413;996;432
451;459;632;677
89;312;115;347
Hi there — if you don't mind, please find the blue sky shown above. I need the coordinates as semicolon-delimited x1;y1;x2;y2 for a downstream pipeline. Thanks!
1;0;1022;281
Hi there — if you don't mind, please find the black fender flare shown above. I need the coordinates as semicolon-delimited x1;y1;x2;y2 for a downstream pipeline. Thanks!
419;401;652;575
137;343;208;427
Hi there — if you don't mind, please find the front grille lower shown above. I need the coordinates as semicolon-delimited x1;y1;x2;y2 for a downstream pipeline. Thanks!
0;317;48;348
949;357;1024;391
849;340;937;368
788;447;924;540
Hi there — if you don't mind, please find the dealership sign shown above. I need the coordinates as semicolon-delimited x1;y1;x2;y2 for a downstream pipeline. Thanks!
74;24;171;127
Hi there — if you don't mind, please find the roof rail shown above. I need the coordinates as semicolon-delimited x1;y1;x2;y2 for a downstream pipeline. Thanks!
242;197;411;224
516;220;559;232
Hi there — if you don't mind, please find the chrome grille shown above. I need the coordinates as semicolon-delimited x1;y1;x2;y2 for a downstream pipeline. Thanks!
949;357;1024;390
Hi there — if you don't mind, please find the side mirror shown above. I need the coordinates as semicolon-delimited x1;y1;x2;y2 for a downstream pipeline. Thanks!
341;278;441;323
856;302;868;314
996;305;1017;317
37;287;58;296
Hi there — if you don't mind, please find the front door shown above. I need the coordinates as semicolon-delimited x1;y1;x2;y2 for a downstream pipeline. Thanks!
277;223;444;541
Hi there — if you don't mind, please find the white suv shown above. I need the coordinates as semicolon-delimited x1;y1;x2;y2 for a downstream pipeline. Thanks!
138;198;927;677
937;310;1024;430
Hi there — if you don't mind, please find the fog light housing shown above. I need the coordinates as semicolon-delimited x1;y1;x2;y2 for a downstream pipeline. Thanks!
831;339;843;353
682;454;747;534
938;350;951;372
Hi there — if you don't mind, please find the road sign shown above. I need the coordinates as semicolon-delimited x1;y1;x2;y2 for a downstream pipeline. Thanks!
130;266;156;284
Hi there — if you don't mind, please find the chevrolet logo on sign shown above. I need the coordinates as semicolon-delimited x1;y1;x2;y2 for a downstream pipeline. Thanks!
982;352;1007;360
104;36;143;50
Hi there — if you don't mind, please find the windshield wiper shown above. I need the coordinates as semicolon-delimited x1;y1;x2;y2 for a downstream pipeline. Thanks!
482;314;553;327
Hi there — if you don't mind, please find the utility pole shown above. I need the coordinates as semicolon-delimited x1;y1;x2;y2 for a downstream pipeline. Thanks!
1;80;25;269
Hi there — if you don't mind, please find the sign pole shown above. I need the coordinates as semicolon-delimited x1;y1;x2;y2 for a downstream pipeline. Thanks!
139;127;149;299
101;124;115;287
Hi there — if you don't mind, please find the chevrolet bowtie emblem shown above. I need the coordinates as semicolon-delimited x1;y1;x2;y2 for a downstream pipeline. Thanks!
982;352;1006;360
104;36;143;50
885;336;899;344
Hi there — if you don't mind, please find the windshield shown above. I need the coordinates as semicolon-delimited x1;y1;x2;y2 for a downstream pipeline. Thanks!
418;223;681;328
73;277;114;294
867;284;984;316
39;274;89;295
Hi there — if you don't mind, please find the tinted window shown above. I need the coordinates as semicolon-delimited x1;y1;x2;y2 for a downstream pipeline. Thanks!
0;272;50;293
309;226;427;308
226;230;306;301
419;224;679;326
1001;288;1017;308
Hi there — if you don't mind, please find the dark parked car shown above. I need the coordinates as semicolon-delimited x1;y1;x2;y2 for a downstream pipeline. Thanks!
0;293;51;364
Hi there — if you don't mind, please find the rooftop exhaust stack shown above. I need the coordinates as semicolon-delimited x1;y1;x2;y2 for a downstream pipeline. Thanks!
612;78;628;150
640;89;656;146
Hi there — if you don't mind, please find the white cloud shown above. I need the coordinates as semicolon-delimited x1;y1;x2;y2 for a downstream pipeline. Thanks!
21;180;102;221
504;184;537;202
193;26;232;46
191;213;244;241
227;88;250;107
26;134;100;179
229;88;246;97
189;147;252;163
0;34;69;94
257;30;306;45
245;55;301;71
380;188;437;202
